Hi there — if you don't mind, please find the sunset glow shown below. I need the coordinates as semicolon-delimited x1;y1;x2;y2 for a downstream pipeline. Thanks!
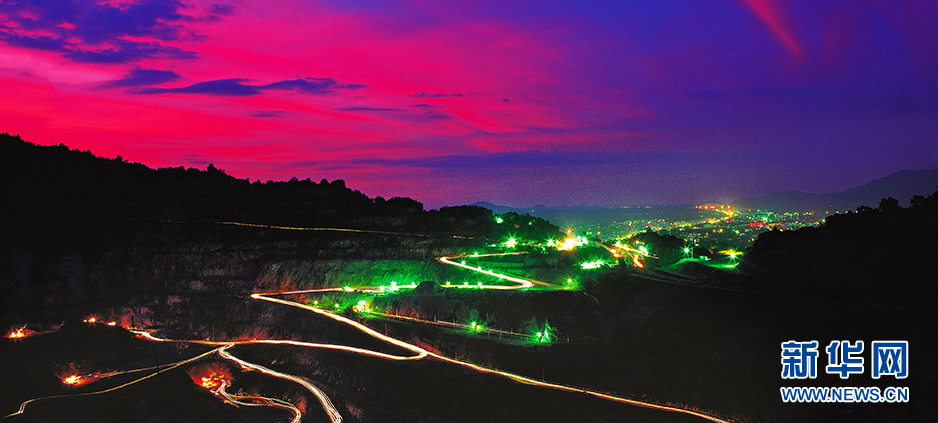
1;0;933;207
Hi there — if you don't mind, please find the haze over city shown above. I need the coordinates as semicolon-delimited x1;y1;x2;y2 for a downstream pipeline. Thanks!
2;0;936;207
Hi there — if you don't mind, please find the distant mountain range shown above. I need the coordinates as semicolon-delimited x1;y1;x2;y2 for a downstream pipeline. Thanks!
475;169;938;214
470;202;569;215
731;169;938;212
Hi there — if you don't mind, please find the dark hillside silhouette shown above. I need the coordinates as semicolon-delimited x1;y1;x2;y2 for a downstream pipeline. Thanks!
743;192;938;293
0;133;514;245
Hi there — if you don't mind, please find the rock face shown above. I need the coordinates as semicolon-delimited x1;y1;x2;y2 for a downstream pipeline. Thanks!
1;219;470;311
0;133;491;311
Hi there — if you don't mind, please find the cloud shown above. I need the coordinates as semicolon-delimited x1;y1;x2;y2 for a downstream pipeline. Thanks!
407;104;449;119
337;107;401;112
413;92;464;98
354;149;677;169
139;77;365;96
738;0;805;61
260;77;365;94
139;78;261;96
103;69;182;88
209;3;236;16
249;111;284;118
0;0;198;63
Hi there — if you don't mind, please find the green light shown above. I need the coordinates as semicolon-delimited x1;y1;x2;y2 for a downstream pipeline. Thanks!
580;259;606;270
343;286;353;292
313;300;319;305
477;282;483;288
528;321;556;344
495;217;504;224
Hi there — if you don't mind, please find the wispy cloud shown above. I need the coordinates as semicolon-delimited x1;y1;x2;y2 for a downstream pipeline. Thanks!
353;149;679;169
413;92;464;98
103;69;182;88
249;111;284;118
337;107;401;112
139;77;365;96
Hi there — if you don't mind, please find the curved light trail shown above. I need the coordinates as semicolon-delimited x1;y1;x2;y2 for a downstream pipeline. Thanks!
438;253;551;288
213;379;303;423
5;347;223;418
5;239;730;423
149;218;473;239
218;346;341;423
250;290;732;423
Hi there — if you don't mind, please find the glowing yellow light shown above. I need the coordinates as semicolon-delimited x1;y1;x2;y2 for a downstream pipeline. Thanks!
7;326;26;339
504;238;517;248
83;316;97;324
558;238;578;251
62;375;85;385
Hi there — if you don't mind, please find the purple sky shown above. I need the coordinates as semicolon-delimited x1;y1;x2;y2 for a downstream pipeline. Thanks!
1;0;936;207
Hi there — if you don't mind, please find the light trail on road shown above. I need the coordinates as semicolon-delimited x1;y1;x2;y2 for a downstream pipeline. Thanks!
250;291;732;423
438;253;551;288
5;243;730;423
213;378;303;423
5;346;223;419
147;218;474;239
218;346;341;423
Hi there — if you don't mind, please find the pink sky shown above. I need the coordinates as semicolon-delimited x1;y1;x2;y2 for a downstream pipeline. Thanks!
2;0;936;207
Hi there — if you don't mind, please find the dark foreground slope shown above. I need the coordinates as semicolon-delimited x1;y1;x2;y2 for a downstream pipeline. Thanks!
3;133;935;423
743;193;937;295
0;133;503;311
